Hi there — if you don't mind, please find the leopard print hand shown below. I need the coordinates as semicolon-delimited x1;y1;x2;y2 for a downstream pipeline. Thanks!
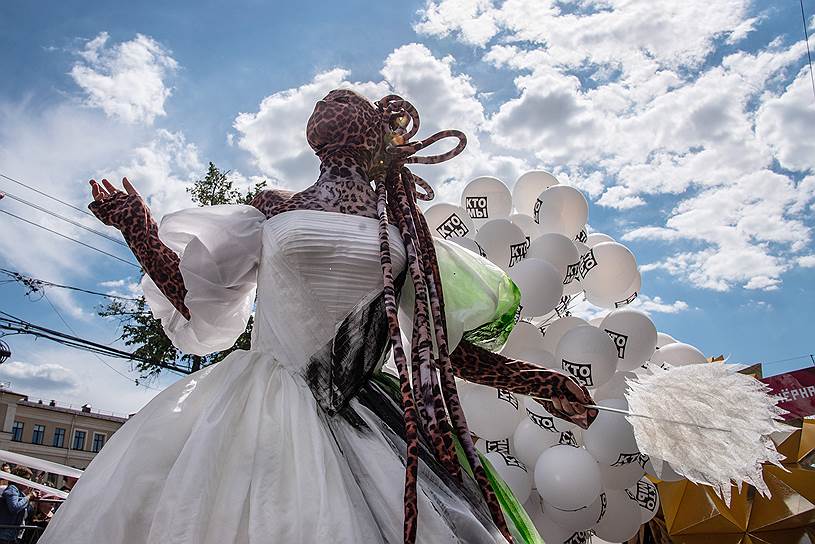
89;190;190;319
450;340;598;429
88;191;150;230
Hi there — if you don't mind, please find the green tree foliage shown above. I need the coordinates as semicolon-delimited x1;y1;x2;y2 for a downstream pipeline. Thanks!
99;163;267;380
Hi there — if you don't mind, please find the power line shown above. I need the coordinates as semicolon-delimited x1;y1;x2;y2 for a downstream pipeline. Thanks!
41;293;161;391
0;172;93;217
0;268;142;302
0;311;191;375
802;0;815;101
1;190;127;247
0;209;140;269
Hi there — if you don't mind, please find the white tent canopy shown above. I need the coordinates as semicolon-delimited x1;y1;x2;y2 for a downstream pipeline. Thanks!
0;449;83;478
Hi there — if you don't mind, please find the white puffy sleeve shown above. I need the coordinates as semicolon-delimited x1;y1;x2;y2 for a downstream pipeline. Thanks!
141;204;266;356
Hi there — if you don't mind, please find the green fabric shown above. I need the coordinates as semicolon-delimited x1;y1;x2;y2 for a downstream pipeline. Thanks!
433;238;521;352
372;372;543;544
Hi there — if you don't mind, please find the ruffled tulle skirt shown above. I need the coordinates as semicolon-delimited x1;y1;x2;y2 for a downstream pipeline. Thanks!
40;350;505;543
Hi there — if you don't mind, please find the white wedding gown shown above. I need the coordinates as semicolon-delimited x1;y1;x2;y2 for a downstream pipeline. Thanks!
41;206;509;544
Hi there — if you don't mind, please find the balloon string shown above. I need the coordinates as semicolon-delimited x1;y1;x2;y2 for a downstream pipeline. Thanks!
530;396;732;432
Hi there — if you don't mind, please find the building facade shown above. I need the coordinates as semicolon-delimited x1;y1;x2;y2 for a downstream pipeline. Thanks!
0;389;127;484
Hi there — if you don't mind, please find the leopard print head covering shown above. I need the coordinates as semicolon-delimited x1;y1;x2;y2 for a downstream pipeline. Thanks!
306;89;387;174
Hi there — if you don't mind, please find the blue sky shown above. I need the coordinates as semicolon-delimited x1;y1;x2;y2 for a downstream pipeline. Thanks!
0;0;814;413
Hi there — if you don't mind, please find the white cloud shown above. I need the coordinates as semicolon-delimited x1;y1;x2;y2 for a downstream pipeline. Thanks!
415;0;815;292
486;70;604;165
569;293;688;322
1;343;167;415
631;295;689;315
756;68;815;173
726;16;763;45
106;129;200;219
414;0;497;47
0;361;79;392
70;32;177;125
418;0;750;74
623;169;810;290
798;255;815;268
232;44;518;202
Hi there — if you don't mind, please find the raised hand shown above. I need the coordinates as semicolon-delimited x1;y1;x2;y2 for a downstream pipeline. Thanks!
541;372;597;429
87;177;148;230
90;177;139;202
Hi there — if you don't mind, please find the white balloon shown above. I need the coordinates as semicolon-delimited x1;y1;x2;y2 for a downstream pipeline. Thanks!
501;322;552;366
592;370;636;402
600;308;658;372
588;316;606;326
527;233;583;298
513;170;559;217
650;342;706;367
580;242;638;308
535;445;602;510
508;258;564;317
585;233;614;247
583;399;639;466
423;203;476;240
530;511;591;544
458;382;522;440
556;326;619;389
527;233;580;278
626;477;661;523
509;213;542;243
462;176;513;227
534;185;589;239
656;332;678;348
587;267;642;310
512;416;562;467
524;397;578;433
448;236;485;257
484;450;533;504
474;219;527;271
593;489;642;543
544;491;606;532
541;316;588;354
600;457;646;490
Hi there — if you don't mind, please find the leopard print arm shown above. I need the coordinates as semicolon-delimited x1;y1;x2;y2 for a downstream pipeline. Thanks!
450;340;598;429
89;193;190;319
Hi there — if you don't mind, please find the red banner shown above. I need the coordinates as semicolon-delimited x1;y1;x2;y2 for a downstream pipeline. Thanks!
761;367;815;421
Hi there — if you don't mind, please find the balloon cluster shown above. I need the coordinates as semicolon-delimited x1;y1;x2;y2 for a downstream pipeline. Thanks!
426;172;709;544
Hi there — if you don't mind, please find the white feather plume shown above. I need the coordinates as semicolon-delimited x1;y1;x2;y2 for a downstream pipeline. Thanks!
624;363;789;502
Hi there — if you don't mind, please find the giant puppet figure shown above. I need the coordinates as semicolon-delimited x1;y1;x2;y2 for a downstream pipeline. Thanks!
41;90;595;544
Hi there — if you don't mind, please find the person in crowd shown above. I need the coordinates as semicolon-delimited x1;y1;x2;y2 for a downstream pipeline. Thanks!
0;465;10;494
0;467;35;544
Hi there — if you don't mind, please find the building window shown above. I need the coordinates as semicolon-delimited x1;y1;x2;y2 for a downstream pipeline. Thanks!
72;430;86;451
91;433;106;453
31;424;45;445
11;421;23;442
52;428;66;448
